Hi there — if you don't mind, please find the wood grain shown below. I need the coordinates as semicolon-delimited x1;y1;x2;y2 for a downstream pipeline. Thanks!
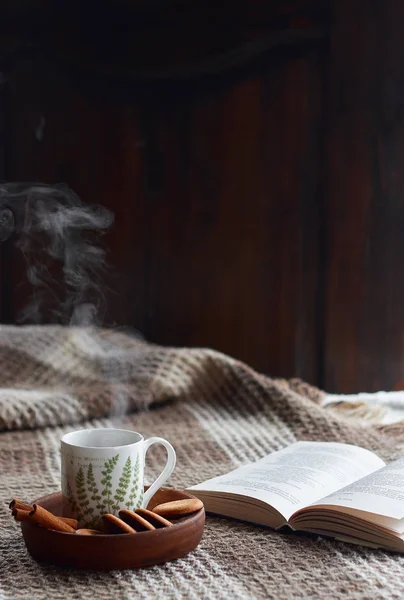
3;1;404;392
21;488;205;570
325;0;404;392
0;1;329;81
2;44;326;382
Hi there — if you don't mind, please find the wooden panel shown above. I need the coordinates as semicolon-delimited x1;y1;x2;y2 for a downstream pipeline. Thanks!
325;0;404;392
3;46;325;381
139;53;325;380
0;57;5;320
3;61;146;326
0;1;329;80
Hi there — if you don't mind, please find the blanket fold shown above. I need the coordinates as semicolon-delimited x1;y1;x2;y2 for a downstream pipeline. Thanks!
0;325;326;432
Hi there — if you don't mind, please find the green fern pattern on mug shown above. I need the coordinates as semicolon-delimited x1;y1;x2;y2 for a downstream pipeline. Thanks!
100;454;119;512
86;462;104;527
66;480;78;516
137;489;144;509
75;466;87;522
112;456;132;511
127;454;142;509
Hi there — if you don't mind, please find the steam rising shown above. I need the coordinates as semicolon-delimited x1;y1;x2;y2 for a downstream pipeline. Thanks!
0;182;148;423
0;183;114;324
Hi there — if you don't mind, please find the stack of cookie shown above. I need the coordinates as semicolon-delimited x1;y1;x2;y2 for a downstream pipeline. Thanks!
81;498;204;535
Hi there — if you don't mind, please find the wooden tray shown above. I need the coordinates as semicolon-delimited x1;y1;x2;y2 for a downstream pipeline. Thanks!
21;487;205;570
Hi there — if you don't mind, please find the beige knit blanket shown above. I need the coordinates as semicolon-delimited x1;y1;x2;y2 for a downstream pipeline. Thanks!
1;326;404;600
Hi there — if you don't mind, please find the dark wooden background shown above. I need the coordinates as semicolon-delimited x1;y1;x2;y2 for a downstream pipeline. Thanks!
0;0;403;393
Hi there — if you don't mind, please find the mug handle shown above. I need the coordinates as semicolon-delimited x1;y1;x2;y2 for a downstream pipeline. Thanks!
142;437;176;508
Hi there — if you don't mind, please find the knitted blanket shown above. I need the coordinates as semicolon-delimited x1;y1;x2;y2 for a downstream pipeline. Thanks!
1;326;404;600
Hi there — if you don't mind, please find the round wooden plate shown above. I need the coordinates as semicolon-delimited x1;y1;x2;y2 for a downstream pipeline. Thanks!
21;487;205;570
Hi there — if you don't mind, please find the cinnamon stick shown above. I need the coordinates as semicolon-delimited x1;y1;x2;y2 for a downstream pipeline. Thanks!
76;529;102;535
58;516;78;530
29;504;75;533
12;508;31;522
11;506;78;530
9;499;33;512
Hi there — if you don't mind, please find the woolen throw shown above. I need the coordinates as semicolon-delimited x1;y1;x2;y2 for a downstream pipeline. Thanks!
1;326;403;599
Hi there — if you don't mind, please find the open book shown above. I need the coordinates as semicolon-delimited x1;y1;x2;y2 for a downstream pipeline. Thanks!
188;441;404;552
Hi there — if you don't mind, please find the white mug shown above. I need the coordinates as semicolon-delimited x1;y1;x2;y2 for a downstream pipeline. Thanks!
61;428;176;528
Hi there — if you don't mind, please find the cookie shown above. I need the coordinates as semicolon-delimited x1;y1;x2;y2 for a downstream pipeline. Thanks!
118;509;156;532
135;508;172;528
152;498;203;517
102;513;136;534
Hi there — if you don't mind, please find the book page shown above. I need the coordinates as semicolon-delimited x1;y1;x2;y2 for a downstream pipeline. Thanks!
310;457;404;519
189;441;385;521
